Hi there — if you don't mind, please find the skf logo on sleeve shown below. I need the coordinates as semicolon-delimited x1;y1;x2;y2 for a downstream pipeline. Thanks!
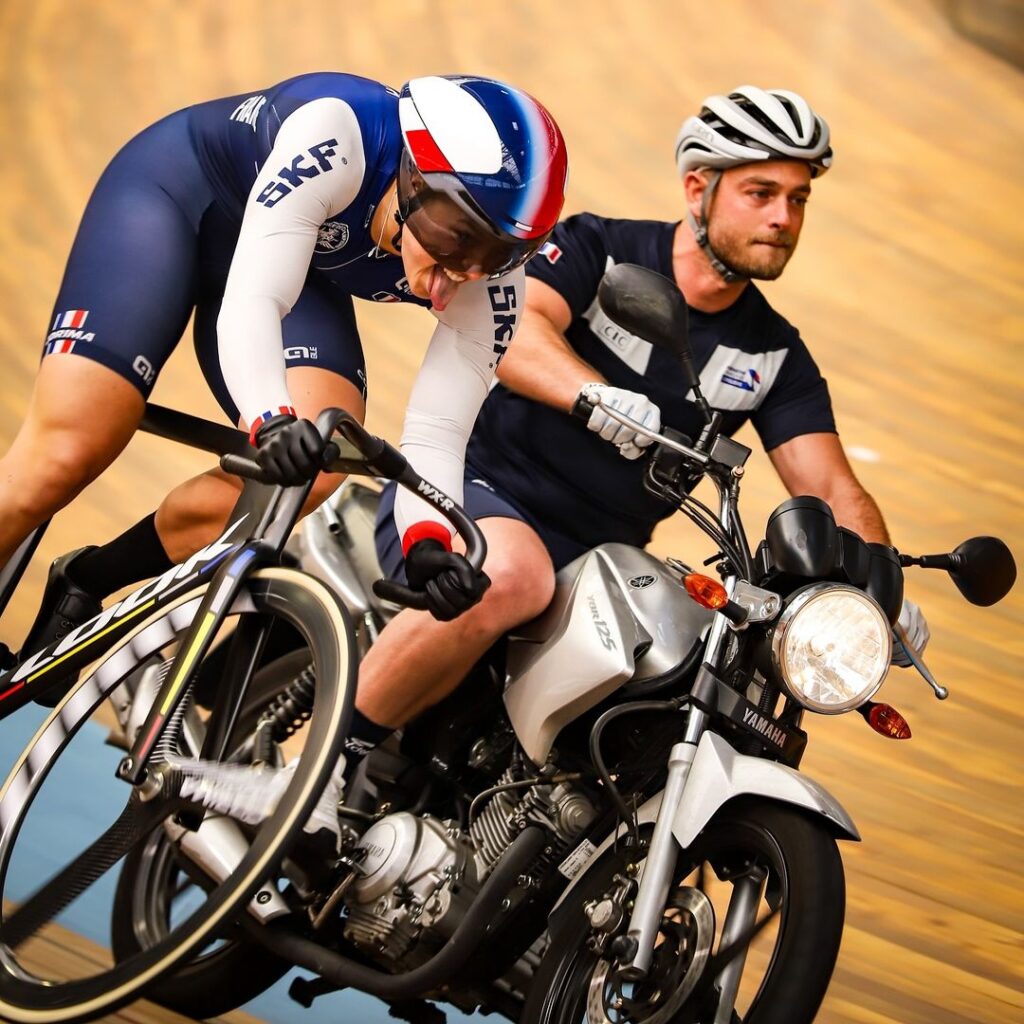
256;139;341;208
487;284;518;368
44;309;95;355
539;241;562;264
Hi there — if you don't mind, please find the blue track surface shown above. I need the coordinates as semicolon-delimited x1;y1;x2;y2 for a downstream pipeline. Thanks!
0;706;486;1024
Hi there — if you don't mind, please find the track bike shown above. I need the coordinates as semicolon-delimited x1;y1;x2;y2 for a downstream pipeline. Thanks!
97;265;1017;1024
0;405;483;1023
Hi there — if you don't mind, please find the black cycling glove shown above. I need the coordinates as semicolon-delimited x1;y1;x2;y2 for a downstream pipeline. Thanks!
405;539;491;622
253;414;331;486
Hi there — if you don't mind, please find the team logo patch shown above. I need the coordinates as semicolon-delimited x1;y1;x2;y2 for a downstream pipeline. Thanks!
689;346;788;412
722;366;761;392
284;345;319;362
44;309;95;355
315;221;350;253
133;355;155;386
371;291;401;303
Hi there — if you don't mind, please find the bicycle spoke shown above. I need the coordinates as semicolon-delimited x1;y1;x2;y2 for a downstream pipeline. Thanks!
2;795;168;950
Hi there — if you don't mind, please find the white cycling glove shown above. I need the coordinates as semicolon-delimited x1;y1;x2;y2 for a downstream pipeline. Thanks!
891;597;930;668
578;383;662;461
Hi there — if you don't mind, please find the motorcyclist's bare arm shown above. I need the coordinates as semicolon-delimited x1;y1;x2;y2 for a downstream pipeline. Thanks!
768;432;891;544
496;278;602;411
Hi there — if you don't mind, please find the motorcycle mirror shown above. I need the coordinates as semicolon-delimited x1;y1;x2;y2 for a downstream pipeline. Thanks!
597;264;700;391
948;536;1016;606
901;535;1016;606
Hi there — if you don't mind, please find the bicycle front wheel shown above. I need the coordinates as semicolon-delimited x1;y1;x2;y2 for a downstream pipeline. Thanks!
0;568;355;1023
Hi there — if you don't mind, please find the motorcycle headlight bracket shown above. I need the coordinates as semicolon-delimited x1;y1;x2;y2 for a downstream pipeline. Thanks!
770;583;891;714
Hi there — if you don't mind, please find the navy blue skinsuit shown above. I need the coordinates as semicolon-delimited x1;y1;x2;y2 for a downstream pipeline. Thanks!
43;72;428;421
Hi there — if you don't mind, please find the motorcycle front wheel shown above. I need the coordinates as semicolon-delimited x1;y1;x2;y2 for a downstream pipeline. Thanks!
523;798;845;1024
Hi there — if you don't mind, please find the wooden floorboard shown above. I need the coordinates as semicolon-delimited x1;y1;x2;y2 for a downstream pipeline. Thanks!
0;2;1021;1022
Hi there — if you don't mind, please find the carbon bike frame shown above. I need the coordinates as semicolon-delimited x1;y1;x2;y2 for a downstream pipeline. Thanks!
0;405;482;793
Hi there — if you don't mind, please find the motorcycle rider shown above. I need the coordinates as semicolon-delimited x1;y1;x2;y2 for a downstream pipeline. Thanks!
354;85;930;767
5;73;568;699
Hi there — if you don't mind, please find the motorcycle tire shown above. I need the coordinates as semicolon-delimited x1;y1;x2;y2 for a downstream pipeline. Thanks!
522;798;845;1024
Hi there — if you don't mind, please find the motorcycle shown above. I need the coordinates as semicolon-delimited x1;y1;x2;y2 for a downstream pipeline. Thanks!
107;264;1016;1024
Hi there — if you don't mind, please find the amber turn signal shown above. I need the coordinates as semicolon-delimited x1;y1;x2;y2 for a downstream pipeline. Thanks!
858;701;912;739
683;573;729;610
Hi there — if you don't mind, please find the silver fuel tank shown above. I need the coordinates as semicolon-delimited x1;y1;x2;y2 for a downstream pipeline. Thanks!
504;544;712;764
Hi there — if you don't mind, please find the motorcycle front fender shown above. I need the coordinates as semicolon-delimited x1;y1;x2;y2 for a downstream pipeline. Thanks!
552;730;858;915
671;731;860;848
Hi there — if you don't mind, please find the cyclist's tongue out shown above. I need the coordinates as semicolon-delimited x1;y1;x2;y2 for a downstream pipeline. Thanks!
429;267;460;311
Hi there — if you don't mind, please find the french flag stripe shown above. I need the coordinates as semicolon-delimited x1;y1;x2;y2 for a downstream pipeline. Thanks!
59;309;88;329
405;128;453;173
60;339;76;354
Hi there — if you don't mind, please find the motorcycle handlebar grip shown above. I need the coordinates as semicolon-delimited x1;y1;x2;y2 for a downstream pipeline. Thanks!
571;393;595;422
372;578;429;611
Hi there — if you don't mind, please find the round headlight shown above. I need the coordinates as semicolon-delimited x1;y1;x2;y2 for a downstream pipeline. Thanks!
770;583;891;714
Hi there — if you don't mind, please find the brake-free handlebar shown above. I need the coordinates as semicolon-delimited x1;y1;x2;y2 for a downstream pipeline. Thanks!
217;408;486;612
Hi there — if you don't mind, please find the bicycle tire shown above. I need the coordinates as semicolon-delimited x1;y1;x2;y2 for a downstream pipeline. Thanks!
0;567;355;1023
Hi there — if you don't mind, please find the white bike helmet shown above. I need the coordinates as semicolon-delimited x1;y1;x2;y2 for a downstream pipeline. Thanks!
675;86;832;178
674;86;832;282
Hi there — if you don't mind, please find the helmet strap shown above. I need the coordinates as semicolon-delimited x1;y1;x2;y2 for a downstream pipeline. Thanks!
374;181;403;254
688;170;747;284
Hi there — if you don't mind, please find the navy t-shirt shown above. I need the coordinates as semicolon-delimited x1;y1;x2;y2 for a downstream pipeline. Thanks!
466;213;836;552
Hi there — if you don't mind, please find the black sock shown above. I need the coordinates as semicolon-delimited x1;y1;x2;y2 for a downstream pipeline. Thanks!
341;707;393;779
71;512;175;600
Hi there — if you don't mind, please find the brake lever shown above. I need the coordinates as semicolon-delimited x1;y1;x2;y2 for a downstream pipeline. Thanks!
572;395;709;466
893;623;948;700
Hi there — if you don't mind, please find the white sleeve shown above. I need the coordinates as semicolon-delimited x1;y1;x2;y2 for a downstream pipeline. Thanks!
216;98;366;429
394;267;524;550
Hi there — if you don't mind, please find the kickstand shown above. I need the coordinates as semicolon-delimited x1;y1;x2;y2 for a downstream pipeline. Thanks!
287;974;345;1008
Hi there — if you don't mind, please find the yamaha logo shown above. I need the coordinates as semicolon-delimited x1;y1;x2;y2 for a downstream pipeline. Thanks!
628;574;657;590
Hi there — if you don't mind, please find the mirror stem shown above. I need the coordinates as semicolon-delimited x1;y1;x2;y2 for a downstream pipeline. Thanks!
695;408;721;451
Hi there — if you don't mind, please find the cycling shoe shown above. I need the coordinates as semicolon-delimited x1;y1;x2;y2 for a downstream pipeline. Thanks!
22;547;101;707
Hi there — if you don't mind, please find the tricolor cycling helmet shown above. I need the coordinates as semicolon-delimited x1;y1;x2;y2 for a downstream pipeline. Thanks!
397;75;568;278
673;86;831;282
674;86;832;179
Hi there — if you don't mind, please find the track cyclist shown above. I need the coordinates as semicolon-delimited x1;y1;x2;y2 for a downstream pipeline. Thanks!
0;72;567;697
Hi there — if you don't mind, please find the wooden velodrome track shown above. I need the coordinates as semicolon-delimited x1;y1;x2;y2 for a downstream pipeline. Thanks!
0;1;1020;1022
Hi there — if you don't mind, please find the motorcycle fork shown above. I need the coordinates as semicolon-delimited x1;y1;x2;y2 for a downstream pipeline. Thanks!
712;864;767;1024
618;599;732;980
618;708;706;980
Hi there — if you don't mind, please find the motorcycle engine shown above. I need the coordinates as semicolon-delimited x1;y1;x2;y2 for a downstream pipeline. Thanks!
344;812;477;965
343;776;597;966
